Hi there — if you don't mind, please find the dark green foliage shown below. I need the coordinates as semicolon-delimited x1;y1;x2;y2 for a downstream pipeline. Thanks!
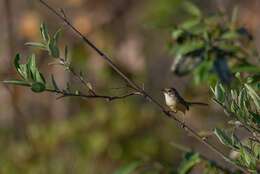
168;2;258;85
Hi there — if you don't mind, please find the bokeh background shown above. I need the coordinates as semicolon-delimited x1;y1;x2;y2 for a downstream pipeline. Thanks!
0;0;259;173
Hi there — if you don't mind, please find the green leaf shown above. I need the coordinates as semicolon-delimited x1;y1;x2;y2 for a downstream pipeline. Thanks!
172;29;184;39
214;83;225;103
54;29;61;45
14;54;21;72
240;147;255;168
175;40;204;56
48;29;61;58
19;64;29;80
113;161;141;174
28;54;37;80
178;152;201;174
214;128;233;148
14;54;29;80
217;42;239;53
245;84;260;109
182;1;201;17
180;18;201;30
51;74;59;91
232;65;260;73
25;42;46;50
40;23;49;42
2;80;30;87
230;133;241;149
31;82;45;93
35;71;46;84
221;31;240;40
250;112;260;125
48;38;60;58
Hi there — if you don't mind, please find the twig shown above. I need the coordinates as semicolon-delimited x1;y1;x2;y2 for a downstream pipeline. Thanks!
2;81;140;102
37;0;248;173
58;57;96;94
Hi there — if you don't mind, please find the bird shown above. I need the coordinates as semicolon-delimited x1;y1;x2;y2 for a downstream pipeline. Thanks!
162;87;208;114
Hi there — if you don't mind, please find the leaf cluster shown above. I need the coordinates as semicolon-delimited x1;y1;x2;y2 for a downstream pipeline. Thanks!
212;76;260;173
169;2;258;85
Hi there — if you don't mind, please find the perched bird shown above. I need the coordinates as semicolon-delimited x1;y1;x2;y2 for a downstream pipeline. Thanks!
162;87;208;114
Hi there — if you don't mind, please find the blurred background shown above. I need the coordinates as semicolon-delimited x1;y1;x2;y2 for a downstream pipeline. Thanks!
0;0;259;173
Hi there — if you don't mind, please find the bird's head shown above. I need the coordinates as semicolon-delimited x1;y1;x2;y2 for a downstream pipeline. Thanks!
161;87;178;96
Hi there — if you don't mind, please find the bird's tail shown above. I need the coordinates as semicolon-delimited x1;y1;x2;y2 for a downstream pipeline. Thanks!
187;102;208;106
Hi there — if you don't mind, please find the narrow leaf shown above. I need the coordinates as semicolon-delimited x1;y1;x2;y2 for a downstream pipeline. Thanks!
25;42;46;50
28;54;37;80
51;74;59;91
40;23;49;42
214;128;233;148
2;80;30;87
245;84;260;109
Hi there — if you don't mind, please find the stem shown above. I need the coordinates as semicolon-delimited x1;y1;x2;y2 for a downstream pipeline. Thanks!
37;0;248;173
2;81;140;101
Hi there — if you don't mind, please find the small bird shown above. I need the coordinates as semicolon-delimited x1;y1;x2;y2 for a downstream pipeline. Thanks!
162;87;208;114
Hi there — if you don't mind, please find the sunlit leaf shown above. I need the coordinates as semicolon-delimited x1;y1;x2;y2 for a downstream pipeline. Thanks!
245;84;260;109
35;71;46;85
28;54;37;80
40;23;49;42
214;128;233;148
25;42;47;50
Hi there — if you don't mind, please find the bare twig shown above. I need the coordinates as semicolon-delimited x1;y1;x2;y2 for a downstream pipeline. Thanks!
37;0;248;173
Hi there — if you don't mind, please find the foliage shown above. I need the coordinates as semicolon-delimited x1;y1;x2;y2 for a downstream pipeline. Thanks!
212;75;260;173
168;2;259;85
4;23;92;98
2;1;260;174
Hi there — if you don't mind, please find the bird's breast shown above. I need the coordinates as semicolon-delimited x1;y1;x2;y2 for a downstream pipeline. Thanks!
164;94;177;107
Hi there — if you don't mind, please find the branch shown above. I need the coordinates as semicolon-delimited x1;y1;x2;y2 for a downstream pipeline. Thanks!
3;80;140;101
37;0;248;173
57;57;96;95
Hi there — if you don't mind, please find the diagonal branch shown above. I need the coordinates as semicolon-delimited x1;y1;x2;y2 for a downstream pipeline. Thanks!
37;0;248;173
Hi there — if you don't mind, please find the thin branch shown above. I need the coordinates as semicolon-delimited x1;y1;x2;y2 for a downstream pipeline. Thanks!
58;57;96;94
37;0;248;173
2;81;140;101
